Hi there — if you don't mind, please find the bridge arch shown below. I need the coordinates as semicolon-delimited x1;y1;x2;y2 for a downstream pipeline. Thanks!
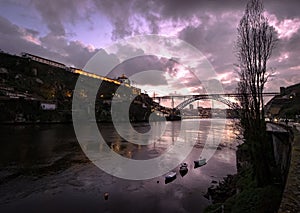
175;95;240;110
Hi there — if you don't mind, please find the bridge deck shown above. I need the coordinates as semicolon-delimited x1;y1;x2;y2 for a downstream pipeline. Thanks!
154;92;279;99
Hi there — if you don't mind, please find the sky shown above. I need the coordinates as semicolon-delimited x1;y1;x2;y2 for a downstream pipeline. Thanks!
1;0;300;107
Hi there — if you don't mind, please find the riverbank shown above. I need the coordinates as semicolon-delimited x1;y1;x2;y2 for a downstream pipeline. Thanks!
204;123;294;213
278;128;300;212
204;167;282;212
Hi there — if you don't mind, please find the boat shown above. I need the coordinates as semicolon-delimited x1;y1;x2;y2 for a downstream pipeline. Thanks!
165;171;177;184
194;158;207;168
179;163;188;177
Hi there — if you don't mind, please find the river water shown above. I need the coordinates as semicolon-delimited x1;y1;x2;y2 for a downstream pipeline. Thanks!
0;119;239;213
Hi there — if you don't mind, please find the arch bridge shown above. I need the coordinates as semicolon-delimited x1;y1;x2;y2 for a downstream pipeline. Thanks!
154;92;279;111
175;94;240;110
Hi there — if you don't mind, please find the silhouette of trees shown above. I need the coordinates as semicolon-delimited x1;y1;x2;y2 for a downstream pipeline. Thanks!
236;0;277;186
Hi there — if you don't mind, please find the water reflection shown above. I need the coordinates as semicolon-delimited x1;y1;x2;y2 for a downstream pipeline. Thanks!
0;119;240;213
91;119;238;161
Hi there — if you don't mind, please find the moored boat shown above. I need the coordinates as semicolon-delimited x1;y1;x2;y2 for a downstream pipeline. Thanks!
194;158;207;168
165;171;177;184
179;163;188;177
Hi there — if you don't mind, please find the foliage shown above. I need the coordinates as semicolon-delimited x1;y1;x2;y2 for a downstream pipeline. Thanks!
204;167;282;213
225;185;282;213
205;2;281;212
236;0;278;186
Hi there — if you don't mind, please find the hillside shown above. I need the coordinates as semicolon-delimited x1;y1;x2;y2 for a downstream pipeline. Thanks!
0;52;159;123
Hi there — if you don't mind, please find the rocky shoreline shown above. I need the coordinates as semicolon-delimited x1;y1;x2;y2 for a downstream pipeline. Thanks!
204;126;295;213
204;174;237;204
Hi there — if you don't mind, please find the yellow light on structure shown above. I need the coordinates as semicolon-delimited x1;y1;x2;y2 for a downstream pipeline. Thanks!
66;91;72;97
74;69;121;85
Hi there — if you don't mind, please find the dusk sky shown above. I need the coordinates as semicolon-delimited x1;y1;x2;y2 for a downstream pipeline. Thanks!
1;0;300;102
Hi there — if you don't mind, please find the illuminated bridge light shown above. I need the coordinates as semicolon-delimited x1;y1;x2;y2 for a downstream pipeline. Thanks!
74;69;141;95
74;69;121;85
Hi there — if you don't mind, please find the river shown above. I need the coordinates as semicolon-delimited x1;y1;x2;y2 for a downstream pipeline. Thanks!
0;119;239;213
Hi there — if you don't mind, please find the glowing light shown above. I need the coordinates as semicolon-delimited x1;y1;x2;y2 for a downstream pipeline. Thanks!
74;69;121;85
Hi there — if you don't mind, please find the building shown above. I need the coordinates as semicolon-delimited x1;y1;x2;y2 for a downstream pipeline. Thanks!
117;74;131;85
265;82;300;119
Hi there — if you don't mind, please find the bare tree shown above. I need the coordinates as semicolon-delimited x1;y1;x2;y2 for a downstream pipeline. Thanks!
236;0;277;186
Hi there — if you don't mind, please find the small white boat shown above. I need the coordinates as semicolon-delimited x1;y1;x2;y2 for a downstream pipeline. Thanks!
165;171;177;184
194;158;207;168
165;171;176;179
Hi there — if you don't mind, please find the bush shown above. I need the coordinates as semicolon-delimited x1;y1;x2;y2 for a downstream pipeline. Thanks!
224;185;281;213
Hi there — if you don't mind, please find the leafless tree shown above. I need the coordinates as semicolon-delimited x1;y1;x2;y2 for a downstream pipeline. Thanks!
236;0;277;186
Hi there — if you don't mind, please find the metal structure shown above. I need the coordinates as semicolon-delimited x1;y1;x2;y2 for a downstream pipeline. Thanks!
154;92;279;110
175;95;240;110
